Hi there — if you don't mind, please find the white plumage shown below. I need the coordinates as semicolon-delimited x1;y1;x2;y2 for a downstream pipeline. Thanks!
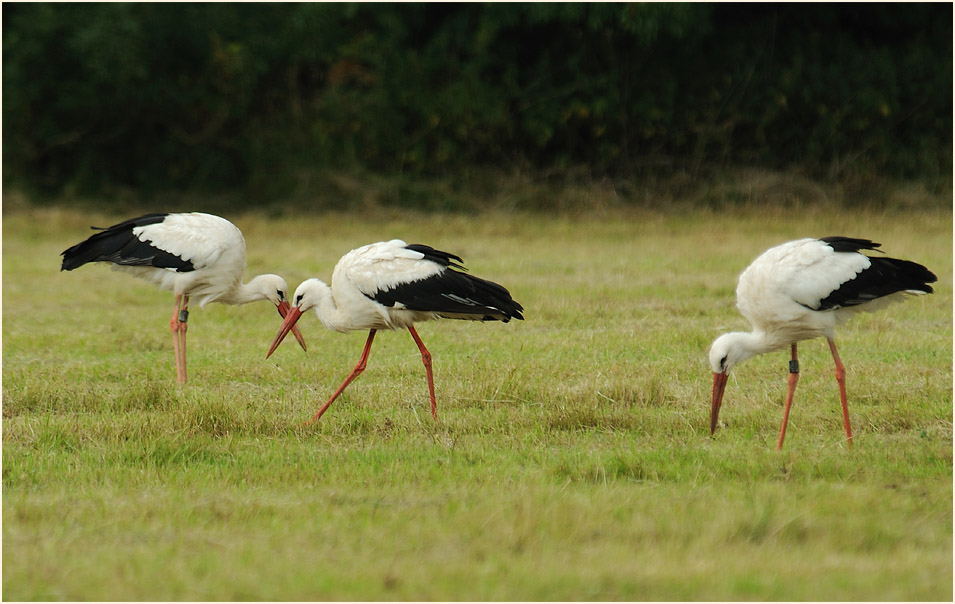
344;240;446;301
61;212;307;383
708;236;936;449
267;239;524;423
740;239;869;336
123;213;241;304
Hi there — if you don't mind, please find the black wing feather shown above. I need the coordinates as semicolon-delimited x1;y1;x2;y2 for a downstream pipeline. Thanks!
817;237;937;310
60;213;195;272
372;244;524;322
404;244;466;271
819;236;882;254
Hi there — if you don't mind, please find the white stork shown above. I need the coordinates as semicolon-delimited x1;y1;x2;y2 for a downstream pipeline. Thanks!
266;239;524;423
61;212;307;383
709;236;936;449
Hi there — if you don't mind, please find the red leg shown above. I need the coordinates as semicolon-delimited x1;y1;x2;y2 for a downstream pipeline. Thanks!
169;294;187;384
179;295;189;383
828;338;853;448
407;326;437;420
777;343;799;451
306;330;377;424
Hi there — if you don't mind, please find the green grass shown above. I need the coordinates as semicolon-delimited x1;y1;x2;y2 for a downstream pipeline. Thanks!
3;204;952;600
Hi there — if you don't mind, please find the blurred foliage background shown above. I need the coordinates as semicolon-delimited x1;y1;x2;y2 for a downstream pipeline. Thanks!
3;3;951;208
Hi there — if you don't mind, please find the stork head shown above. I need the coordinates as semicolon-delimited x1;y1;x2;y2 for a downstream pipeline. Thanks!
709;332;755;375
707;332;759;435
266;279;328;359
244;274;293;307
250;274;307;353
288;278;327;313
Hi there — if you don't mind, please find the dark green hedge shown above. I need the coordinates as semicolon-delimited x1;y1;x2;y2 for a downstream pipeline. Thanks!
3;3;951;200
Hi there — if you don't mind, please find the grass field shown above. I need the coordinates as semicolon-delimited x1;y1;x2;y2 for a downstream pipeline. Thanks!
3;203;952;600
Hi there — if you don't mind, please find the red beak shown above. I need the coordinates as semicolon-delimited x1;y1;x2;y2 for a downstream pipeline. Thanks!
268;305;305;359
710;371;729;434
274;302;307;353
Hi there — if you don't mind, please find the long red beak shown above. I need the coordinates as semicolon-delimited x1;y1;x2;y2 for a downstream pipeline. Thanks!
710;371;728;434
268;306;305;359
274;302;307;353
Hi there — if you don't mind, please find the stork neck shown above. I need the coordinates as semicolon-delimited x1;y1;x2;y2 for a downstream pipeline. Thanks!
234;282;267;305
309;284;350;333
216;275;273;306
736;330;787;358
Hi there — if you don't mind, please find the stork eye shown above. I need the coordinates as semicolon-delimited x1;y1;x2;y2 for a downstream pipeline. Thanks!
276;289;284;300
720;355;728;371
296;294;305;305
